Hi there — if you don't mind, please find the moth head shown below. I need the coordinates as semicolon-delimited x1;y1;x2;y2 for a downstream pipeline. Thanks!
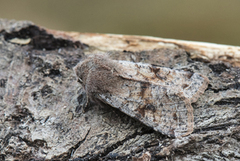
74;56;94;87
74;54;113;88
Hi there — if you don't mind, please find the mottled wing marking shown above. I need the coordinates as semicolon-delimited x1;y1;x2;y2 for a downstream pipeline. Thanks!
116;61;208;104
97;83;194;137
74;54;209;137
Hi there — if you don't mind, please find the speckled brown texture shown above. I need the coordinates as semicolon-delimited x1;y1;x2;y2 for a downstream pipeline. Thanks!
0;19;240;161
74;54;209;138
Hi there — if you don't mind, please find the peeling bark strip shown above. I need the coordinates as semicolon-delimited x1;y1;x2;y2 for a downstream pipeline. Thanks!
74;54;209;137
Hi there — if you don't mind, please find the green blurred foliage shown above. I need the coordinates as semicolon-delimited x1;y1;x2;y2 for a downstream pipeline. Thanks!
0;0;239;46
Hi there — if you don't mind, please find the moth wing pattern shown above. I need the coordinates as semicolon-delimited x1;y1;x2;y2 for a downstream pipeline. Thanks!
97;82;194;137
115;60;209;104
75;54;209;137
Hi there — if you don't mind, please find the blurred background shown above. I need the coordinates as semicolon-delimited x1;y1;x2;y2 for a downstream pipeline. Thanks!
0;0;239;46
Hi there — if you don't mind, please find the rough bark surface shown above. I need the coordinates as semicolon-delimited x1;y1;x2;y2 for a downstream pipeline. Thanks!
0;19;239;161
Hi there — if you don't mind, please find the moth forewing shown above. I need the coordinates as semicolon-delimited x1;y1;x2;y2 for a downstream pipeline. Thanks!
75;54;209;137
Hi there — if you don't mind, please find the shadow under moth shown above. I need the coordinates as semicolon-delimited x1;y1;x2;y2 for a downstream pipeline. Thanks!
74;54;209;137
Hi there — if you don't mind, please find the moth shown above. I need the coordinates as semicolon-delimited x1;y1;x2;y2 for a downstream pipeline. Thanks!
74;54;209;137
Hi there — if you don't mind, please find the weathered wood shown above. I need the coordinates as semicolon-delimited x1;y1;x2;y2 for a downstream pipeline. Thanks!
0;19;239;161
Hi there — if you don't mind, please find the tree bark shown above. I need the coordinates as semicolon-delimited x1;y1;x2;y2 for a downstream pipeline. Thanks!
0;19;240;161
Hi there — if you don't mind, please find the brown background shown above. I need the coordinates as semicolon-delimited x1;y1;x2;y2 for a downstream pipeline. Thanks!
0;0;240;46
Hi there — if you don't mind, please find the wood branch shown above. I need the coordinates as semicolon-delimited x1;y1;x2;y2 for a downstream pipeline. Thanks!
0;19;239;161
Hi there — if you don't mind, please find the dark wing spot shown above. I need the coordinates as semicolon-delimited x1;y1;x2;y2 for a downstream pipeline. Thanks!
173;113;177;121
139;82;150;98
156;74;167;80
135;64;140;69
135;113;142;119
137;106;145;117
186;72;193;79
146;104;156;112
151;66;160;74
182;84;189;89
